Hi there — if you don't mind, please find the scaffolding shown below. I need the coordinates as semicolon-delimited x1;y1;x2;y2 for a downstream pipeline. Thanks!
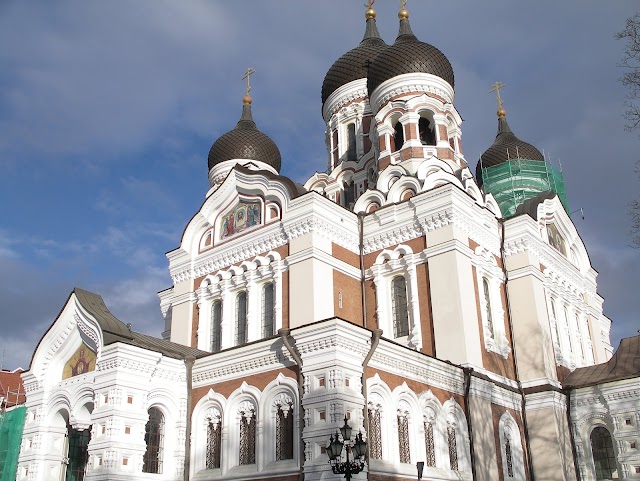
480;158;569;218
0;379;26;481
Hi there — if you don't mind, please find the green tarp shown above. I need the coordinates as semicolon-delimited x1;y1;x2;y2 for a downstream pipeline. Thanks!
480;158;569;217
0;406;26;481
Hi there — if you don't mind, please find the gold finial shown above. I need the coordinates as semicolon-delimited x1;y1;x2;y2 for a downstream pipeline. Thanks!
365;0;376;19
242;67;255;104
489;81;506;116
399;0;409;20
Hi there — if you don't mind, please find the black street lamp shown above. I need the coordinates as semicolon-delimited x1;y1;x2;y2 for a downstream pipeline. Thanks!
326;417;367;481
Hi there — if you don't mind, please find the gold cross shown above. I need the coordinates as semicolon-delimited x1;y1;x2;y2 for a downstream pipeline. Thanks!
400;0;408;9
489;81;506;109
242;68;255;97
364;0;375;8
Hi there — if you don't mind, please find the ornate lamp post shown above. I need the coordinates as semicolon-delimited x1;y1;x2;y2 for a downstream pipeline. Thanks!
326;417;367;481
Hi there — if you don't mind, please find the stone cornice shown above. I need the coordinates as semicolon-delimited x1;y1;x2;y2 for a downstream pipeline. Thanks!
370;73;454;113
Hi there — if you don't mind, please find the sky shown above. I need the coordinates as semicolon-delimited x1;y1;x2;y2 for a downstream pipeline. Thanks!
0;1;639;371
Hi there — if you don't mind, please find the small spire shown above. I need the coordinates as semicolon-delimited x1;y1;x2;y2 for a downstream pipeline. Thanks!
362;0;383;43
489;81;511;135
396;0;416;41
238;68;257;130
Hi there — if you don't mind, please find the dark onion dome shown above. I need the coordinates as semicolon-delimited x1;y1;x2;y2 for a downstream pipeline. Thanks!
321;7;387;106
367;9;454;97
208;96;282;173
476;108;545;184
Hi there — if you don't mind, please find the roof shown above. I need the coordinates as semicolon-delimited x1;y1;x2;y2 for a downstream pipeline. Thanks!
367;17;454;96
322;15;387;105
0;369;26;407
208;102;282;173
75;288;208;360
476;114;544;184
564;335;640;388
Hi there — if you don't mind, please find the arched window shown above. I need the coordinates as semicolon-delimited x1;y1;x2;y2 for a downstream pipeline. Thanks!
262;283;275;338
591;427;617;480
423;410;436;468
419;116;436;146
368;405;383;460
236;292;248;346
143;407;164;473
447;420;459;471
346;123;357;161
205;408;222;469
564;307;574;355
393;121;404;152
344;180;356;208
550;298;561;345
275;398;294;461
239;406;256;465
392;276;409;338
499;413;526;480
482;277;494;339
397;410;411;463
211;300;222;353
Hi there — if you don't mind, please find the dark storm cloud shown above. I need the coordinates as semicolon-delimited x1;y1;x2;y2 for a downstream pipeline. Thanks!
0;1;638;369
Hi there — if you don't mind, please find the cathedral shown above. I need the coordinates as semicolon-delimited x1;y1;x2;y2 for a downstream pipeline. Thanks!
15;4;640;481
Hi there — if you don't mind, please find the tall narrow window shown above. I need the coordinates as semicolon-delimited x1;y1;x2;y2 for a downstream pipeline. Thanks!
591;427;617;480
550;299;560;345
564;307;574;354
211;300;222;353
419;117;436;145
262;283;275;338
236;292;248;346
447;424;458;471
393;121;404;152
206;409;222;470
392;276;409;338
483;277;494;339
424;420;436;467
143;407;164;473
276;402;294;461
576;313;585;361
65;427;91;481
239;409;256;465
368;408;382;460
398;413;411;463
505;433;514;478
346;123;357;161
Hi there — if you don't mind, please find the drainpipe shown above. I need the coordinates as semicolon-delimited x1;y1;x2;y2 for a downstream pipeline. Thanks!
358;212;367;329
183;355;196;481
361;328;382;480
279;328;305;481
463;367;478;481
500;220;535;481
564;388;581;480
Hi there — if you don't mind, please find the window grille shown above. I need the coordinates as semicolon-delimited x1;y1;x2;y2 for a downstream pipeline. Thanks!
424;422;436;467
262;283;275;338
398;414;411;464
483;278;494;338
211;300;222;353
65;428;91;481
239;410;256;465
392;276;409;338
206;421;222;469
368;409;382;459
505;433;514;477
236;292;248;346
590;426;617;480
276;403;294;460
447;425;458;471
143;407;164;473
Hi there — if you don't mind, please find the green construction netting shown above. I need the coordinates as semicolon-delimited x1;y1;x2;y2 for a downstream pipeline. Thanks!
480;158;569;217
0;406;26;481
